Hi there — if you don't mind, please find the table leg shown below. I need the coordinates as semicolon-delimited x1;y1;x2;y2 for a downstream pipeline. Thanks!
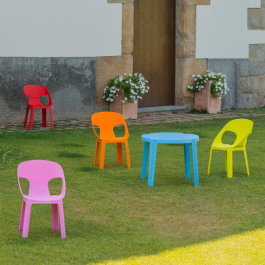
191;140;199;186
184;143;191;179
148;141;157;186
141;141;150;179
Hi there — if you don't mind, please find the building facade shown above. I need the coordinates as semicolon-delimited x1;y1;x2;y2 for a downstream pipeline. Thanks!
0;0;265;123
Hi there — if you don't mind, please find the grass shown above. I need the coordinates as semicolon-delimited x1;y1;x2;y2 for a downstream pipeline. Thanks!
1;116;265;264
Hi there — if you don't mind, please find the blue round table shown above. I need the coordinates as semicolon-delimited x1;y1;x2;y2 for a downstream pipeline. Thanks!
141;133;199;186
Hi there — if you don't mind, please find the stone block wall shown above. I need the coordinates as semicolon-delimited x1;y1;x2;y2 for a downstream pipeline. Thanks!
0;58;98;124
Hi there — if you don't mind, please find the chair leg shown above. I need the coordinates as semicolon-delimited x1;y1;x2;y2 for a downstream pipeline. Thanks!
99;142;106;169
42;109;47;127
29;108;35;129
94;141;100;166
49;107;54;130
58;201;66;238
244;148;250;176
117;143;123;164
24;107;29;127
51;204;59;231
22;202;32;238
226;149;233;178
225;151;227;172
125;141;131;168
208;147;213;174
19;201;26;231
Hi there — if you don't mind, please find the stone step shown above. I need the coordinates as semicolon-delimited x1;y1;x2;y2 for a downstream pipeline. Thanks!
137;105;190;116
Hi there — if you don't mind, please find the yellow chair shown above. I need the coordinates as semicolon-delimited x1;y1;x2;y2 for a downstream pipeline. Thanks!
208;119;253;178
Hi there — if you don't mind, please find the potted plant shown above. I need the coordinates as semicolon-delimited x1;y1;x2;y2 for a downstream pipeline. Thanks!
187;70;229;114
103;73;149;119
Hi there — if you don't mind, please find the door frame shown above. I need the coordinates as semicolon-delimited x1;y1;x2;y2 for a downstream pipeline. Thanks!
103;0;211;108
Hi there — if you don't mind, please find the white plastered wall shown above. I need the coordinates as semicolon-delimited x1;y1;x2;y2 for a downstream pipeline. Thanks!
0;0;122;57
196;0;265;58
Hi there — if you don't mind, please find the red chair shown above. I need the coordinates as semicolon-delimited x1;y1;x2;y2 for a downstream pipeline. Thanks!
23;85;53;130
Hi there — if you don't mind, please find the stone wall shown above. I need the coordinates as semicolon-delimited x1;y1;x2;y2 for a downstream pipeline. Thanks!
0;57;99;124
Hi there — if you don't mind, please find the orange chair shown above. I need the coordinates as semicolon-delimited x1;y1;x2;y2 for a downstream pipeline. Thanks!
23;85;53;130
91;112;131;169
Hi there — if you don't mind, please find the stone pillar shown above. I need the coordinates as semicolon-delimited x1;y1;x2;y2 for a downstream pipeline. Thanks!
175;0;209;105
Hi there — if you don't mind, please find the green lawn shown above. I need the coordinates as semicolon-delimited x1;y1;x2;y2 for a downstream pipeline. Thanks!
1;116;265;264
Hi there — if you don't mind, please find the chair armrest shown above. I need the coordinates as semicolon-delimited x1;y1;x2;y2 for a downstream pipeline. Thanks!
92;124;100;139
17;177;25;197
47;93;53;105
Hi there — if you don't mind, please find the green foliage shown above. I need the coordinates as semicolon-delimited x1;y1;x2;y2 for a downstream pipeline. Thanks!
103;73;149;103
187;70;229;97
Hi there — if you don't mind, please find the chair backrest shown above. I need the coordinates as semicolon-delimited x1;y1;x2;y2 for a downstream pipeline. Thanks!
23;85;52;106
213;119;253;147
91;112;129;139
17;160;65;198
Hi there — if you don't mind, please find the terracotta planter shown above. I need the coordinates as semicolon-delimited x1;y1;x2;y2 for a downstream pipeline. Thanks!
194;81;221;114
110;92;137;120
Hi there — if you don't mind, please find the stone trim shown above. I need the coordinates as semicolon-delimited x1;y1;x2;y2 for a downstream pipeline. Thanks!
249;44;265;59
175;0;210;105
96;1;134;108
122;3;134;55
96;56;133;107
248;2;265;59
178;0;210;6
107;0;134;3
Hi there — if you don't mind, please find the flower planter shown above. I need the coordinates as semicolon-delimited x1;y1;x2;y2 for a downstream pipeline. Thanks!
194;81;221;114
110;92;137;120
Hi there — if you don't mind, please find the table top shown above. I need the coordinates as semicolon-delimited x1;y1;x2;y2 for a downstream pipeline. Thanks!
141;132;199;144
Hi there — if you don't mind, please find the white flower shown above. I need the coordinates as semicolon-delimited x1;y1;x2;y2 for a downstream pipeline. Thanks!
192;75;195;78
103;96;105;98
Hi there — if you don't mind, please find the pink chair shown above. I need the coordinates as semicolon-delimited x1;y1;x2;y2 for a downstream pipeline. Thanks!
23;85;54;130
17;160;66;238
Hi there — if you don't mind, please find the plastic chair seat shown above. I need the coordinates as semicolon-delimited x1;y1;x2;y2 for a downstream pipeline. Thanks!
211;143;233;149
27;104;52;108
98;136;128;143
18;160;66;238
92;112;131;169
23;195;64;202
208;119;253;178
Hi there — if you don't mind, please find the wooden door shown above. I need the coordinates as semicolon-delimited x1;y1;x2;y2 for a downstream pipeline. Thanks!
134;0;176;107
